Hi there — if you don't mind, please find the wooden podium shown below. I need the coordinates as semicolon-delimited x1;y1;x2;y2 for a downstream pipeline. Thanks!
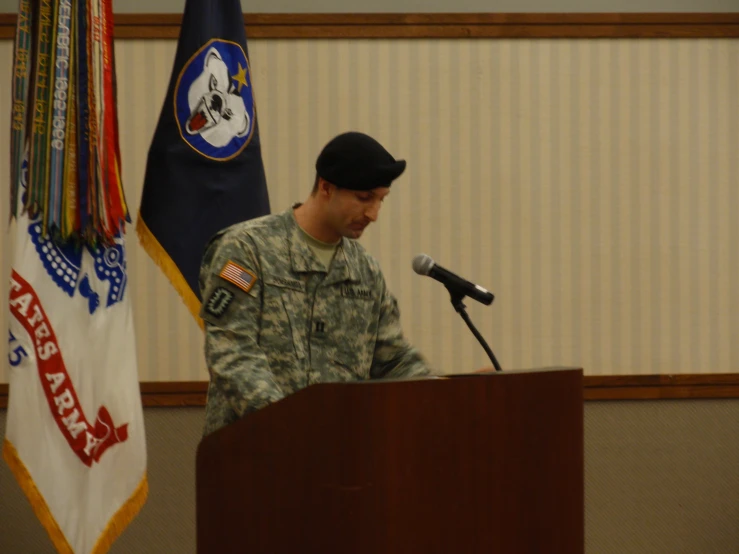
196;367;583;553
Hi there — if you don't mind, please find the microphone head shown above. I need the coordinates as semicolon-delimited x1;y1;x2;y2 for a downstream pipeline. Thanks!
412;254;435;276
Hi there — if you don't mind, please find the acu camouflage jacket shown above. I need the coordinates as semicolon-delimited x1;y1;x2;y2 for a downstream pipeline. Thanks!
199;207;430;435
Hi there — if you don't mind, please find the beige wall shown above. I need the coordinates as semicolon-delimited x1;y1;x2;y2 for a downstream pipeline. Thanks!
1;38;738;382
3;401;739;553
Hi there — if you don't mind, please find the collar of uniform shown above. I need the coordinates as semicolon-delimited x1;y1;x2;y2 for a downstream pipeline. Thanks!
282;208;324;273
322;245;357;286
282;207;359;284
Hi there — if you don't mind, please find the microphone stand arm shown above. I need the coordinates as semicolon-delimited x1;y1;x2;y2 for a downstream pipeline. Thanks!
446;285;502;372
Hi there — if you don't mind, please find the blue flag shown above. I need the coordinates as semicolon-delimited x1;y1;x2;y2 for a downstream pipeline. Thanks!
137;0;270;322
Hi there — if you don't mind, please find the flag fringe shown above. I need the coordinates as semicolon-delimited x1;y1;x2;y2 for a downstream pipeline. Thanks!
4;439;149;554
92;473;149;554
136;212;204;329
3;439;73;553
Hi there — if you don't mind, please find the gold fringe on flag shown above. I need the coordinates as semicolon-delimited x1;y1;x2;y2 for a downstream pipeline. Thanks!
136;214;204;328
3;439;74;554
91;474;149;554
3;439;149;554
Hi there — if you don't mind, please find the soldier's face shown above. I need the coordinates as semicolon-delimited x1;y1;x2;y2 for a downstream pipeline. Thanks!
327;186;391;239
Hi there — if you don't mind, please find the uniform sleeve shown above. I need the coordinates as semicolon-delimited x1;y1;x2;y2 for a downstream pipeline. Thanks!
370;276;432;379
199;231;285;417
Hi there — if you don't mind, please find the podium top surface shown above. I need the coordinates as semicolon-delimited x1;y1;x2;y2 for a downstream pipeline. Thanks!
320;365;583;384
450;365;582;377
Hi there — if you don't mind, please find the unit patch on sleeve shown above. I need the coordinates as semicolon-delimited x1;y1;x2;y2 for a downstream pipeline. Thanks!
205;287;234;317
219;261;257;293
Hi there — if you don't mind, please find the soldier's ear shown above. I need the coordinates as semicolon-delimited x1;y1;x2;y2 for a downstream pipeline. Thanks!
317;177;335;199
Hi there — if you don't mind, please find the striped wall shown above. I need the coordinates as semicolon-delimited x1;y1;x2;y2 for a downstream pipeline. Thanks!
1;37;737;381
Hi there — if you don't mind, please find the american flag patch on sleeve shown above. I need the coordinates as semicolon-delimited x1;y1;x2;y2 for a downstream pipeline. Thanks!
219;261;258;293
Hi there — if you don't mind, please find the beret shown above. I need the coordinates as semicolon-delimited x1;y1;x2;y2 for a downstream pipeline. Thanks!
315;132;406;191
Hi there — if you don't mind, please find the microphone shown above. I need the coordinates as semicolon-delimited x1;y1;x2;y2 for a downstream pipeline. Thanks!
412;254;494;306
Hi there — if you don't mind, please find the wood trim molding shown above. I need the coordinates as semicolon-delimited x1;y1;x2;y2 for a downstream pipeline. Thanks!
138;381;209;407
2;374;739;408
583;374;739;400
1;13;738;40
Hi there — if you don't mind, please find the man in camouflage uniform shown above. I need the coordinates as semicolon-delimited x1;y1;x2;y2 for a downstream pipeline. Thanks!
199;131;431;435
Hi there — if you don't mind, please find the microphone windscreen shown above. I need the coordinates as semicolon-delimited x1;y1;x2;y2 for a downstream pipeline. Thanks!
412;254;435;276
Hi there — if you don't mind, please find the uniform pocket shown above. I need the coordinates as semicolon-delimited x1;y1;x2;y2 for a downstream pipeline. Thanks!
262;278;307;362
330;296;377;378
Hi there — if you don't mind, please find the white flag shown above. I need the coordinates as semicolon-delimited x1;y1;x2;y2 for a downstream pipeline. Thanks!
4;184;148;553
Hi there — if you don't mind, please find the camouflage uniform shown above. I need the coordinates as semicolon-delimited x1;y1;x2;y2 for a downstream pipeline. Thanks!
199;207;430;435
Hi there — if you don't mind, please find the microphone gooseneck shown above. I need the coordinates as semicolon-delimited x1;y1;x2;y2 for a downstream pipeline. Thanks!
412;254;502;371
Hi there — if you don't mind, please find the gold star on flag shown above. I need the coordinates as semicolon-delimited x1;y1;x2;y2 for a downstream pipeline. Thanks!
233;63;248;92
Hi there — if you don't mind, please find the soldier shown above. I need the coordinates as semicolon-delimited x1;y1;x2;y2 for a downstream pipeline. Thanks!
199;131;432;435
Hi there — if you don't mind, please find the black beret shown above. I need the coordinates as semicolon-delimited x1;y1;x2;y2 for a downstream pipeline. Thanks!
315;132;406;191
